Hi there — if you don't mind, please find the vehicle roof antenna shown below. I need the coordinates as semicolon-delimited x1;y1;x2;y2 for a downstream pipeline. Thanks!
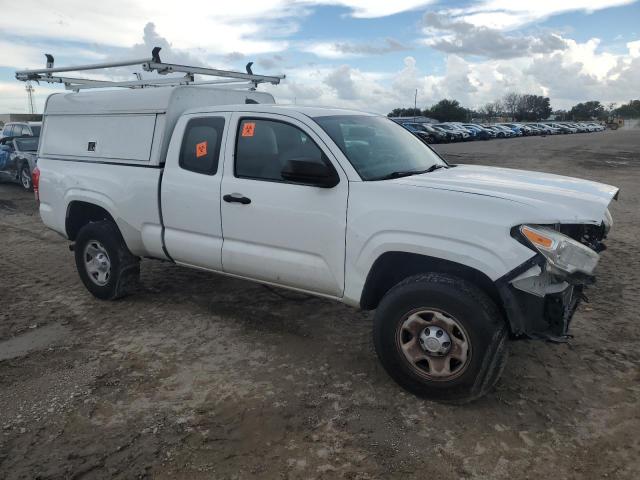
151;47;162;63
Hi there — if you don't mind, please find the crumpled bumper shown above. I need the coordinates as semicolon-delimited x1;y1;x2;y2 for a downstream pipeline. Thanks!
496;255;587;341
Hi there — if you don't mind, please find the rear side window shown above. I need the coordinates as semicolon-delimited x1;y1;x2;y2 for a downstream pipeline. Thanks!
179;117;225;175
235;118;326;182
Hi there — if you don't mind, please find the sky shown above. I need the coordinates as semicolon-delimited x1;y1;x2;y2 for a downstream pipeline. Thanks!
1;0;639;115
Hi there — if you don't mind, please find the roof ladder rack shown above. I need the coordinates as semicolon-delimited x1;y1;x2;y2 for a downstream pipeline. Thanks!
15;47;285;92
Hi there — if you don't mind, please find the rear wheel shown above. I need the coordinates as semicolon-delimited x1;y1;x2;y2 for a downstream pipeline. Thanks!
19;164;32;191
74;220;140;300
373;273;508;403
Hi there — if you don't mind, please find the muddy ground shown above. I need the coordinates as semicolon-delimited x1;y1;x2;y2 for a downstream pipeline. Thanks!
1;130;639;479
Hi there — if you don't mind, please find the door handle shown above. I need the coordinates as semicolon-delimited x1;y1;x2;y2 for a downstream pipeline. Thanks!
223;193;251;205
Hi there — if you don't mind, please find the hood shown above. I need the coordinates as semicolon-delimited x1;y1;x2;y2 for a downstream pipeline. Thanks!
393;165;619;224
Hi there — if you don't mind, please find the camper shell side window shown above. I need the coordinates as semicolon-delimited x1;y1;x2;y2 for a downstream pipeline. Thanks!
179;117;226;175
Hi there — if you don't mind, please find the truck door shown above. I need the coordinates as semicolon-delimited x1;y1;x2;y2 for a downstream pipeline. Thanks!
160;113;230;270
220;113;348;297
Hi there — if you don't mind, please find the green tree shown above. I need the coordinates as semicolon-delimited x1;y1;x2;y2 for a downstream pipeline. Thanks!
614;100;640;118
425;99;469;122
387;108;422;117
569;101;605;120
479;101;502;121
515;95;552;121
502;92;520;120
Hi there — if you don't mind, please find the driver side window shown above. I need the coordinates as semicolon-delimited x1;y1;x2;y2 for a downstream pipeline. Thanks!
235;118;325;182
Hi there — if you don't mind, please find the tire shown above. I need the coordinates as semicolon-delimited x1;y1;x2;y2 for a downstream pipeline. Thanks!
74;220;140;300
373;273;508;403
19;163;32;191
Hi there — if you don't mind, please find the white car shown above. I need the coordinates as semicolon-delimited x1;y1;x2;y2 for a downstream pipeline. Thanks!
33;86;618;402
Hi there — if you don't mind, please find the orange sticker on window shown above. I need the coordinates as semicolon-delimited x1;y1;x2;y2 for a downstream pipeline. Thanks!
241;122;256;137
196;141;208;158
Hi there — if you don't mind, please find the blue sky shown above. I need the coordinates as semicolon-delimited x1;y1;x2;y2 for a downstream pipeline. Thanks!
1;0;638;113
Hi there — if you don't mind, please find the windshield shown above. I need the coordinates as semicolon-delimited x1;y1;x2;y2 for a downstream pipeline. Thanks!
313;115;445;181
15;137;39;152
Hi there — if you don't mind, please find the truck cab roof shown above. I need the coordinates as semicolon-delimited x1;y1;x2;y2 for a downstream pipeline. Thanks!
180;103;377;119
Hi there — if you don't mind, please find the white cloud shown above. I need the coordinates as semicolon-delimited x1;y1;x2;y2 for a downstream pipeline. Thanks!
421;13;568;59
323;0;436;18
0;40;106;70
272;36;640;114
303;38;407;58
0;1;434;55
445;0;637;30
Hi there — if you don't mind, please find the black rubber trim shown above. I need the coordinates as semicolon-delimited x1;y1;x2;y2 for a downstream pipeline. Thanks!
156;168;174;263
41;158;163;168
495;253;546;336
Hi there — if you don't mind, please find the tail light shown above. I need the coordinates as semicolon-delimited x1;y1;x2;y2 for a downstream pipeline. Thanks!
32;166;40;202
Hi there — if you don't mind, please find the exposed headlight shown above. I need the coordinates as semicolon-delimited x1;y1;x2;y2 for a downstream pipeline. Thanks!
520;225;599;277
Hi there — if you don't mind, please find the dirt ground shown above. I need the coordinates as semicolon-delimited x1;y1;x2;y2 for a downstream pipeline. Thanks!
1;130;639;479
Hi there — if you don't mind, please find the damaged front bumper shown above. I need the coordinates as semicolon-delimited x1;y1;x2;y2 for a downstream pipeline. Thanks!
498;218;611;341
497;256;587;341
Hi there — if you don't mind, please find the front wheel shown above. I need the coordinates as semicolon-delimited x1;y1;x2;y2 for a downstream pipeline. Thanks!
373;273;508;403
74;220;140;300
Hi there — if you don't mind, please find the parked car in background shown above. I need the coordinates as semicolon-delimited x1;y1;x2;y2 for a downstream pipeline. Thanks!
547;123;577;134
585;122;605;132
401;122;447;144
0;135;39;190
492;125;516;137
436;123;470;141
564;122;588;133
529;123;559;134
461;123;494;140
0;121;42;139
500;123;528;136
421;124;449;143
527;124;545;135
414;123;450;144
429;125;460;142
448;123;478;140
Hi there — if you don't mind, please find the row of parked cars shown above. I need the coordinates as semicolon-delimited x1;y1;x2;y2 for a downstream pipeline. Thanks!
397;120;606;144
0;121;41;190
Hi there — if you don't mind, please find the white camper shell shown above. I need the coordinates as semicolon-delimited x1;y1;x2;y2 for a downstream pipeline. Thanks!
40;87;275;167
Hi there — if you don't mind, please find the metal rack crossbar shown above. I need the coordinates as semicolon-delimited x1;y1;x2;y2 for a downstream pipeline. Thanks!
15;47;284;91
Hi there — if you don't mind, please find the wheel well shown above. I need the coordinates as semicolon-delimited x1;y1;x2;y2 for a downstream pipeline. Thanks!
360;252;504;315
65;201;115;241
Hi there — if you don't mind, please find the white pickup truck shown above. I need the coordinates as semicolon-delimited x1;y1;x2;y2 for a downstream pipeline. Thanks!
33;85;618;402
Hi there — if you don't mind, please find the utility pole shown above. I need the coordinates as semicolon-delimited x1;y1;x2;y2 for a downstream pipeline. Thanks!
25;81;36;114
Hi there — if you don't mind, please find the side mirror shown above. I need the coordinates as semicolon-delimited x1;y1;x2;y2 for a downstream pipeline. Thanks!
281;158;339;188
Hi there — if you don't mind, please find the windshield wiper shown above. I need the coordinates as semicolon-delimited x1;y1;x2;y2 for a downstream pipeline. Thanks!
373;164;447;181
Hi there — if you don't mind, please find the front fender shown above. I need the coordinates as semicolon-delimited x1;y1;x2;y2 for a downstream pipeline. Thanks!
343;230;535;307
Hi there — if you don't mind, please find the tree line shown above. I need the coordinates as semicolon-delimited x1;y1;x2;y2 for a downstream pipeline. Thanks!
388;95;640;122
